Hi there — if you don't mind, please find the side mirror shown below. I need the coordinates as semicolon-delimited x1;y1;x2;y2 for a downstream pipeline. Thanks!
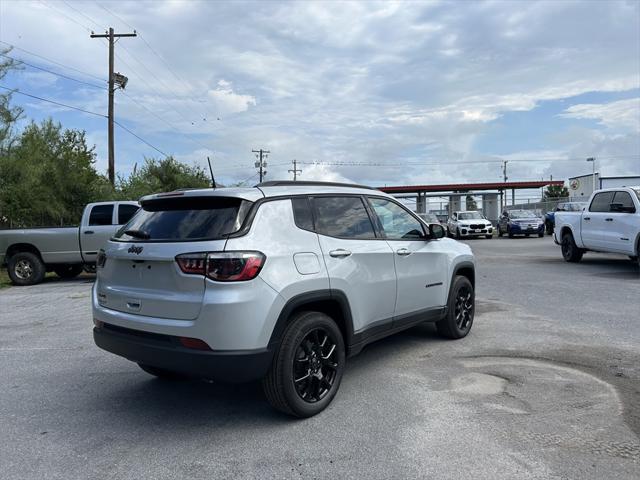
429;223;446;239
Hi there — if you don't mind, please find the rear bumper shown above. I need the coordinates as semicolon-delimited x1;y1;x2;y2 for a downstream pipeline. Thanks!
93;323;274;383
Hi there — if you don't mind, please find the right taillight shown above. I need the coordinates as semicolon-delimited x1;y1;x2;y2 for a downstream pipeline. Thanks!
175;251;265;281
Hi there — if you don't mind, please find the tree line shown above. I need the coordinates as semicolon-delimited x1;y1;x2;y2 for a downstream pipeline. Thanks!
0;48;211;228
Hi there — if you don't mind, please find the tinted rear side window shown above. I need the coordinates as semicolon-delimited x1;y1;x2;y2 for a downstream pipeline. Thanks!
612;191;635;211
291;197;314;231
117;204;139;224
115;197;252;241
312;196;376;239
589;192;615;212
89;205;114;226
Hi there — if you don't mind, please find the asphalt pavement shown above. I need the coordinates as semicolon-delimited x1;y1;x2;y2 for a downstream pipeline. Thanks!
0;236;638;479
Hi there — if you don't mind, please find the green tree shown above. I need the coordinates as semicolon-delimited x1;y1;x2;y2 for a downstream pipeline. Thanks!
117;156;211;199
0;119;113;227
543;185;569;200
465;195;478;210
0;47;24;152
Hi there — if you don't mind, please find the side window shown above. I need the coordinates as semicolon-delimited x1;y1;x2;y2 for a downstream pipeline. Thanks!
291;197;314;231
589;192;615;212
88;204;114;226
368;197;426;240
312;196;376;239
612;191;636;212
117;204;139;225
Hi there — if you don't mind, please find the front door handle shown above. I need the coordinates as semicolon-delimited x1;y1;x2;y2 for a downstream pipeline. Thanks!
84;230;94;234
396;248;411;256
605;218;613;222
329;249;352;258
583;217;590;221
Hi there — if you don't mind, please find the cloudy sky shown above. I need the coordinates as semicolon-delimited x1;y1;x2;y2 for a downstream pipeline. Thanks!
1;0;639;197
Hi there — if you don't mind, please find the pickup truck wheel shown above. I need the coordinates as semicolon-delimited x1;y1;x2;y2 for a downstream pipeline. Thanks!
138;363;188;380
262;311;345;418
498;226;503;237
437;275;474;339
561;232;583;262
53;264;83;279
7;252;45;286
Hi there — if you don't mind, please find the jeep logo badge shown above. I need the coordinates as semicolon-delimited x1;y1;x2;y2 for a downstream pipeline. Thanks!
128;245;143;255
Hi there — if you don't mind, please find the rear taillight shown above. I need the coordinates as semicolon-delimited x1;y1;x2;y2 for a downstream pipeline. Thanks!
175;251;265;282
207;252;265;282
96;250;107;268
176;253;208;275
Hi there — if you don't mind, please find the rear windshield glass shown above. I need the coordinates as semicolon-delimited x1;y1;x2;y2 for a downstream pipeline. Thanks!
509;210;537;218
114;196;252;241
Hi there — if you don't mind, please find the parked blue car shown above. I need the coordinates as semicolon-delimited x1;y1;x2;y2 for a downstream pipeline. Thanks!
498;210;544;238
544;202;587;235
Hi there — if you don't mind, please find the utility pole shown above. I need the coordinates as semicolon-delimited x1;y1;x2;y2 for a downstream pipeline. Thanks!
288;159;302;181
501;160;508;210
252;149;270;182
586;157;596;192
91;27;137;185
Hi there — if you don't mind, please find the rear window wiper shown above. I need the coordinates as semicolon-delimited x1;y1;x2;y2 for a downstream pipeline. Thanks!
124;229;150;239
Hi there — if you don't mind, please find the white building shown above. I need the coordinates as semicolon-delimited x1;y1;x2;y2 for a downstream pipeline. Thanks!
568;173;640;199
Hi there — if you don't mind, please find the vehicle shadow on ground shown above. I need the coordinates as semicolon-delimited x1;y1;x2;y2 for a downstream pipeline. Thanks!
531;256;639;278
94;323;447;426
41;273;95;285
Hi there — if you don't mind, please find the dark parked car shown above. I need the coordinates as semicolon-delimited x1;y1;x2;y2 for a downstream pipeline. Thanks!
498;209;544;238
544;202;586;235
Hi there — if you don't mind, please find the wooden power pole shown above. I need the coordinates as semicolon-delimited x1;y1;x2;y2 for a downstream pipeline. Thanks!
91;27;137;185
288;159;302;181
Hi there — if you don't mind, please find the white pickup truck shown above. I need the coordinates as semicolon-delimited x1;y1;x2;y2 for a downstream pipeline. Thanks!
0;201;138;285
554;186;640;265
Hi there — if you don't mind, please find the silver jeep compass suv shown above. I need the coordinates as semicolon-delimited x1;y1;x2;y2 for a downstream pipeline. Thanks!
93;181;476;417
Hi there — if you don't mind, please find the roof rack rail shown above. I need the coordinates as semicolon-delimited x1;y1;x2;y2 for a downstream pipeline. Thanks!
256;180;376;190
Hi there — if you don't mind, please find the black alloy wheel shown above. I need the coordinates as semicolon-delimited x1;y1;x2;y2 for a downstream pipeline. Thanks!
453;283;474;331
293;328;339;403
436;275;475;339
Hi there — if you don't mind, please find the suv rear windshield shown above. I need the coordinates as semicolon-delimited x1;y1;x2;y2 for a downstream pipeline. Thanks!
114;196;252;241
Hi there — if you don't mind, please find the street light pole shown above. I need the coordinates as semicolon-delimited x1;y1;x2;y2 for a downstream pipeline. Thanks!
586;157;595;192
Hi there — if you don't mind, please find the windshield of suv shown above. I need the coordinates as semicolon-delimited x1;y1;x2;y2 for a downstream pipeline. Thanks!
509;210;537;218
115;196;252;241
458;212;483;220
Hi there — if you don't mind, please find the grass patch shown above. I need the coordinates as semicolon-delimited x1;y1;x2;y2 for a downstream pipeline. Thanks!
0;269;11;289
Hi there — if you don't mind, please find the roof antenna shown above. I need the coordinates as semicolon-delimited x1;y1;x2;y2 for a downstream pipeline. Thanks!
207;156;216;188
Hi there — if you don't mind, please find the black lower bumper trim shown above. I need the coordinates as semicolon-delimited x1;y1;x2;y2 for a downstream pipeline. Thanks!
94;326;274;383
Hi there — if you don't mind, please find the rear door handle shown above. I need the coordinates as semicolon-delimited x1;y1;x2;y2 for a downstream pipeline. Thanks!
583;217;590;221
396;248;411;256
329;249;351;258
84;230;94;234
605;218;613;222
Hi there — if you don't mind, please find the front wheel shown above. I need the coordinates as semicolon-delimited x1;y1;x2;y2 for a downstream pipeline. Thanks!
436;275;474;339
561;232;583;262
263;311;345;418
7;252;46;286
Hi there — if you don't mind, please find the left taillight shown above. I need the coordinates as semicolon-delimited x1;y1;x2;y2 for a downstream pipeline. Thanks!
175;251;265;282
96;250;107;268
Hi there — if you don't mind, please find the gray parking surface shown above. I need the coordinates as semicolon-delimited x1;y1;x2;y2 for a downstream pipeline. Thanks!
1;237;638;479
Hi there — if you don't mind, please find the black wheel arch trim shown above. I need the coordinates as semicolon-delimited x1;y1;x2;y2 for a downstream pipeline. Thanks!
451;261;475;289
267;289;355;350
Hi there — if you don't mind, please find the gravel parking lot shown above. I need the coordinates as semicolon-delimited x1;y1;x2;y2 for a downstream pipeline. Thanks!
1;236;638;479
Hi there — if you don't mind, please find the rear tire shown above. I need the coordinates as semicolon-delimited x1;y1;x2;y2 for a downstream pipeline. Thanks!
561;232;583;262
545;221;554;235
138;363;188;380
263;311;345;418
437;275;475;339
7;252;45;286
53;264;83;279
538;231;544;238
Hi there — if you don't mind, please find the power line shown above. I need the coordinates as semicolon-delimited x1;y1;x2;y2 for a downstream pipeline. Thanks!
0;85;169;158
0;40;106;82
0;53;106;90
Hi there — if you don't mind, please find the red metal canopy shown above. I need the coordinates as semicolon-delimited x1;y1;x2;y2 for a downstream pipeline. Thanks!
379;180;564;194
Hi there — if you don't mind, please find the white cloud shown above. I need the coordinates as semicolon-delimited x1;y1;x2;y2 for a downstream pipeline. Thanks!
207;79;256;115
560;98;640;131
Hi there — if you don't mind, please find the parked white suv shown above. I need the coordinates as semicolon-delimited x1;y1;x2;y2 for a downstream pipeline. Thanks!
447;211;493;239
93;181;476;417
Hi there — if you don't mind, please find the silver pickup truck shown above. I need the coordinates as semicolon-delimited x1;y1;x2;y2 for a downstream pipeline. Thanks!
0;201;138;286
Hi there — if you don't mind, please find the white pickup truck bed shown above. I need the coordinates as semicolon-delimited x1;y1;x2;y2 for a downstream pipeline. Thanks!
553;186;640;263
